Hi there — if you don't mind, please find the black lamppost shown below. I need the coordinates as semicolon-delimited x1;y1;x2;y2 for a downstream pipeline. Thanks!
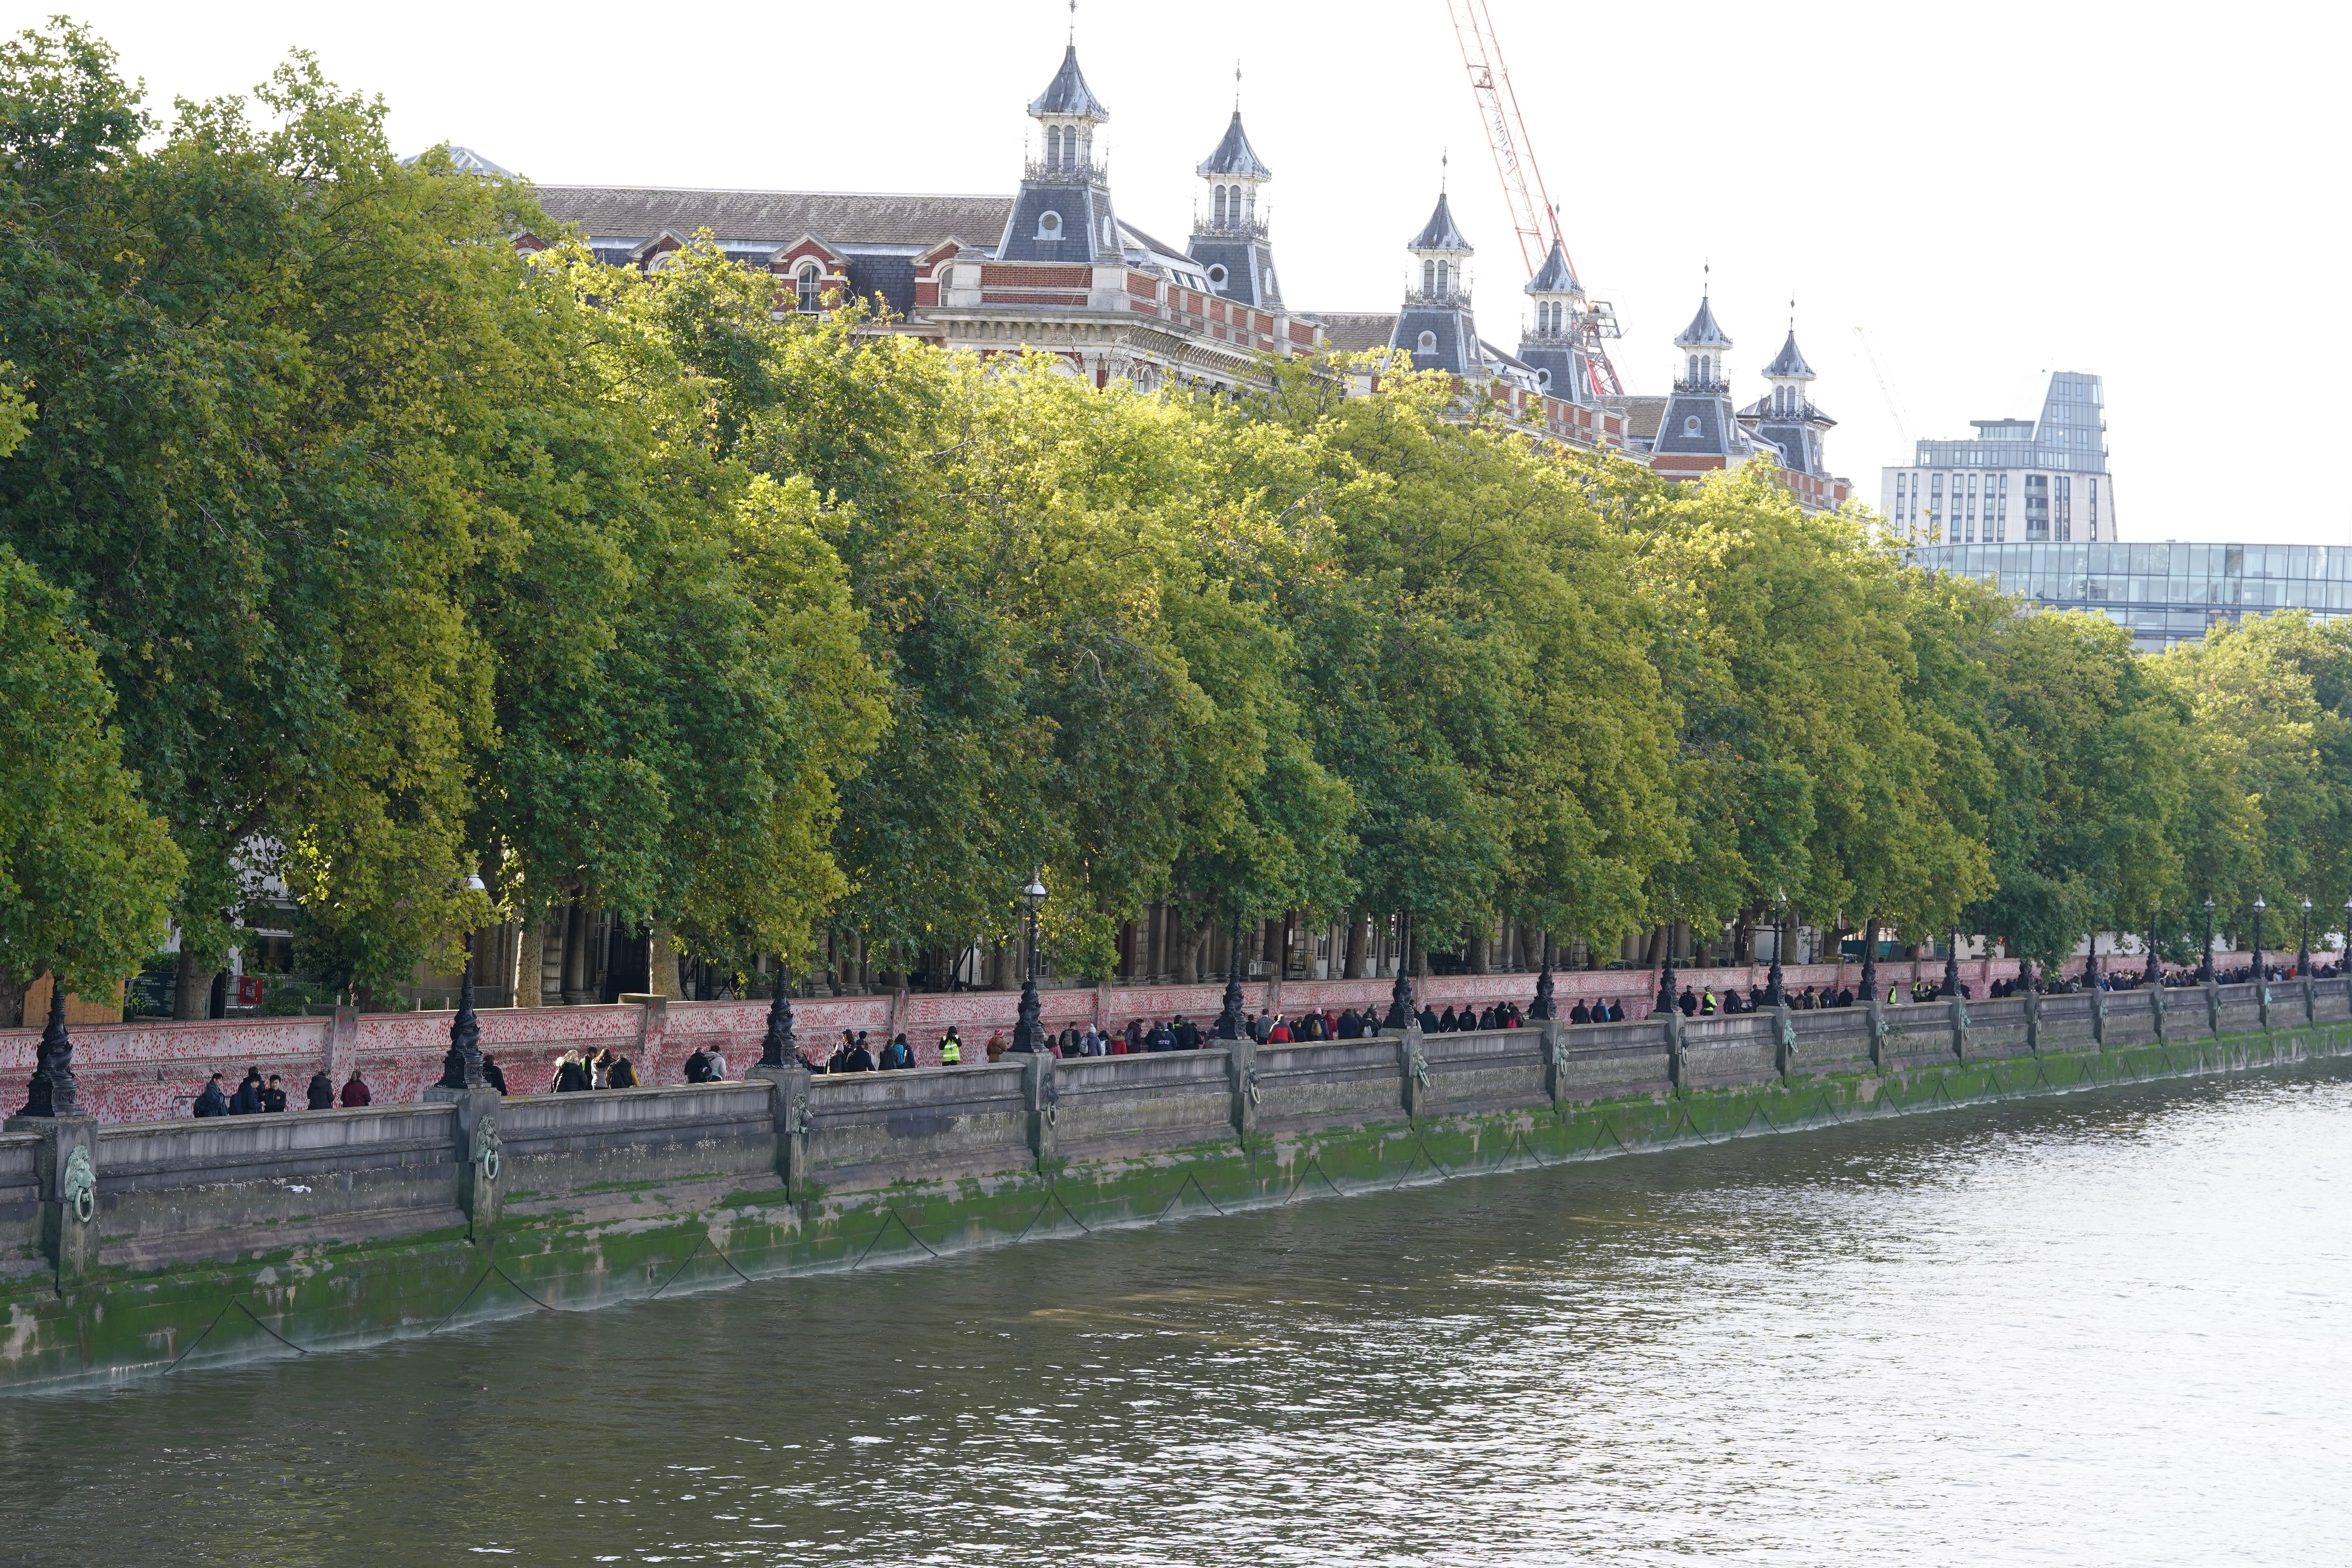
1011;872;1047;1054
2298;897;2313;977
1529;933;1557;1021
1944;928;1964;1000
2342;898;2352;978
1384;914;1416;1031
1216;906;1247;1040
1859;917;1880;1006
16;982;77;1118
1655;921;1679;1017
2251;894;2267;984
1768;891;1789;1008
436;873;491;1092
2200;897;2216;982
2143;924;2160;988
758;965;798;1068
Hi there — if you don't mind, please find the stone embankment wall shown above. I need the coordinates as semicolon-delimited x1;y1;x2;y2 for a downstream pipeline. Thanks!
0;958;2039;1123
1;975;2330;1391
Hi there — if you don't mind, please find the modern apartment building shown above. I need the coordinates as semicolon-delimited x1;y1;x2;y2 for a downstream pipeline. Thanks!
1882;371;2114;544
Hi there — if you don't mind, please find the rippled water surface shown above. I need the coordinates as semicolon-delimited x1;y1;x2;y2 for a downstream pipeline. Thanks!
5;1065;2351;1565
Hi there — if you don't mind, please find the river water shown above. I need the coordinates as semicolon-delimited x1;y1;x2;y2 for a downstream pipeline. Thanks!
4;1064;2348;1565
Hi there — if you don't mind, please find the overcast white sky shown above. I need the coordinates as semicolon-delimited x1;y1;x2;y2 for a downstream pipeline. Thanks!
46;0;2348;543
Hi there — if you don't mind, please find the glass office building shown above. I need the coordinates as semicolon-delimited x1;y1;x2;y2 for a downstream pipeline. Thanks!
1910;540;2352;653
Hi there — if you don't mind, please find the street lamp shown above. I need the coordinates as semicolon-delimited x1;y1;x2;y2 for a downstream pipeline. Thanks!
1011;872;1047;1054
1768;890;1788;1008
2201;897;2216;983
1529;931;1557;1021
437;872;492;1091
1944;926;1964;1000
2252;895;2267;985
1217;905;1247;1040
15;980;77;1118
2298;897;2313;977
1385;913;1417;1031
1655;920;1680;1018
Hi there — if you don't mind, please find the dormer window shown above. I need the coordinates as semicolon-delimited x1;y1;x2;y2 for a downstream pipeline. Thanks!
1684;415;1702;436
1206;263;1228;287
1037;209;1062;240
796;262;822;313
1417;330;1437;353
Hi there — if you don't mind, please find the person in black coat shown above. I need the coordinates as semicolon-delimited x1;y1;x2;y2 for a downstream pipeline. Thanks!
261;1075;288;1113
1677;987;1698;1017
684;1048;716;1082
305;1071;336;1110
229;1070;263;1115
194;1073;230;1117
482;1055;508;1094
555;1053;593;1092
1336;1009;1361;1039
1416;1004;1439;1032
608;1056;639;1088
1606;999;1625;1022
845;1039;877;1072
1836;988;1855;1007
1570;1000;1592;1024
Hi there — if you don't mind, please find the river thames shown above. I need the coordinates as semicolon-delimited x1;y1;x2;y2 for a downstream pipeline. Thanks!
3;1063;2347;1564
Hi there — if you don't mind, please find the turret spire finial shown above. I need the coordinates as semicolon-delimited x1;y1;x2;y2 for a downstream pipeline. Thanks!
1069;0;1076;43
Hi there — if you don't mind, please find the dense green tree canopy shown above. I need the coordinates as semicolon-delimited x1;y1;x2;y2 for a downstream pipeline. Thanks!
8;20;2351;1009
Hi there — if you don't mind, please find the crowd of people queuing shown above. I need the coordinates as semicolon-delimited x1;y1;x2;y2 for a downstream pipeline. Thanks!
187;955;2352;1113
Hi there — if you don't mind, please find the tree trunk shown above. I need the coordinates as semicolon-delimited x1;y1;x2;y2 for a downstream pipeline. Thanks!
1468;920;1491;975
1343;911;1368;979
0;966;24;1029
172;948;212;1020
648;924;686;1000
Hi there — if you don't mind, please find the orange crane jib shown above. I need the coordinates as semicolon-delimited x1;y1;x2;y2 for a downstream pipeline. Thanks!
1442;0;1624;399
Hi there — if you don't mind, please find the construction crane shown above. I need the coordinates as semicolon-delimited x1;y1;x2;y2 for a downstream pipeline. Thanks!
1442;0;1623;397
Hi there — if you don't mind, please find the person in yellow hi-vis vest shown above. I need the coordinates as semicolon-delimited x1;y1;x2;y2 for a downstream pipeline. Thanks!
938;1026;964;1065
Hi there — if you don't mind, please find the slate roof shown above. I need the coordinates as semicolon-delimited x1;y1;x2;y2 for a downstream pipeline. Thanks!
1607;395;1668;442
1408;192;1473;254
1314;312;1405;353
1674;296;1731;348
529;187;1016;249
1525;237;1580;295
1196;111;1273;180
1029;45;1111;120
1762;329;1815;378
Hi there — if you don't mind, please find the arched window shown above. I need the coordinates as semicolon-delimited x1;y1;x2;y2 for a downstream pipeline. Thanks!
1047;125;1063;166
1436;261;1451;295
1687;354;1699;383
1213;186;1227;226
1244;187;1256;222
1422;259;1436;294
1417;329;1437;353
1700;356;1713;383
1037;209;1062;240
797;263;822;313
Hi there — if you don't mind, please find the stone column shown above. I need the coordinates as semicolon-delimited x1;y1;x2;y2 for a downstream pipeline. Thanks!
1224;1035;1260;1144
1397;1026;1430;1120
1021;1048;1059;1171
1539;1018;1568;1109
